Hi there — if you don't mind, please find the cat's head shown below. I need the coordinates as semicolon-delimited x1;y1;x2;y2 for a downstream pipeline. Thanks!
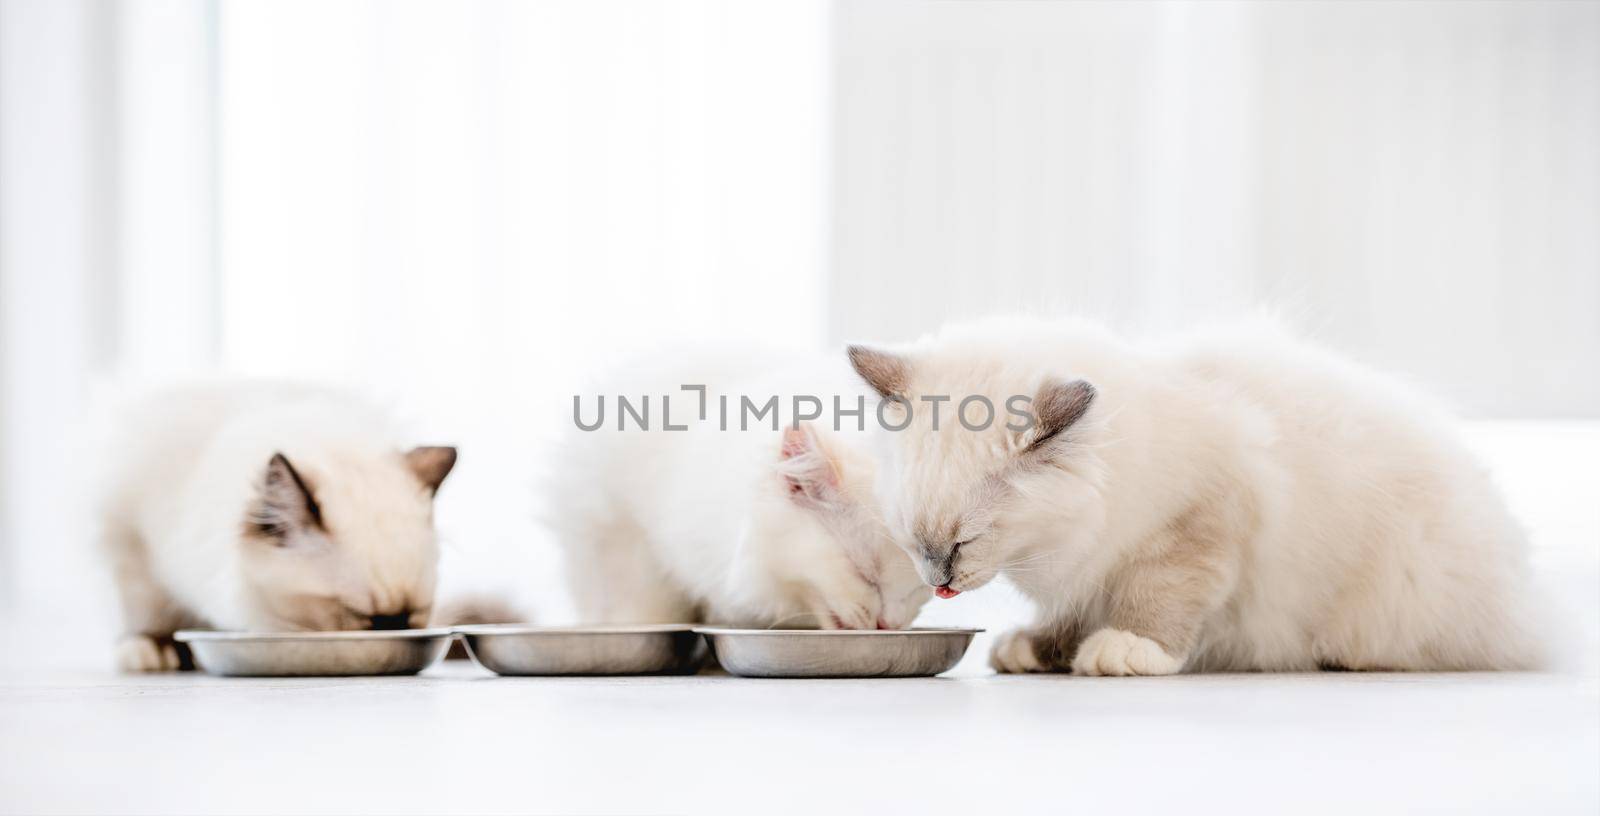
736;423;930;629
847;334;1104;598
235;445;456;631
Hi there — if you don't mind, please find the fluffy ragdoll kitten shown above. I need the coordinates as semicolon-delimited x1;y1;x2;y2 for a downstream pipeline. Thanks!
99;383;457;671
549;354;930;630
848;318;1542;674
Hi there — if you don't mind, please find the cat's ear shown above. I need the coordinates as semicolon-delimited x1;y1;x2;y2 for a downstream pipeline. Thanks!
405;446;457;495
249;452;323;540
1021;378;1096;453
847;345;908;400
778;424;842;507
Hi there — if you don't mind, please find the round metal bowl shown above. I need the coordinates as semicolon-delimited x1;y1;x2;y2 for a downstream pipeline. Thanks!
173;629;454;677
696;627;983;678
454;624;703;676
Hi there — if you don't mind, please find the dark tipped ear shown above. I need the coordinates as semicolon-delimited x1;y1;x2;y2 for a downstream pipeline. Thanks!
778;424;841;506
847;345;909;399
405;446;457;495
250;453;322;538
1027;379;1096;452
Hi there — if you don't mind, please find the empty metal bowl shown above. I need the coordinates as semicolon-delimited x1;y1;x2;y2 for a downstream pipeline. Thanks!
174;629;454;677
454;624;703;676
696;627;982;678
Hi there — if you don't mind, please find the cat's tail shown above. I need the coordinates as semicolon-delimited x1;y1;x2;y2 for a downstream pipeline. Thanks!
432;593;526;628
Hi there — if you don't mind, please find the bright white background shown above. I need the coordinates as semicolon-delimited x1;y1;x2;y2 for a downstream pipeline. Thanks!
1;0;1596;637
0;2;1597;813
831;1;1600;421
2;0;1597;644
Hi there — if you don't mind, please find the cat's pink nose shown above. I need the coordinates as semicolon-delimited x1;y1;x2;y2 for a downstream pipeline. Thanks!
935;586;961;599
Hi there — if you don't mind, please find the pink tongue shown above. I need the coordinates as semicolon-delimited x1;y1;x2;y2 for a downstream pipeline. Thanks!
935;586;961;599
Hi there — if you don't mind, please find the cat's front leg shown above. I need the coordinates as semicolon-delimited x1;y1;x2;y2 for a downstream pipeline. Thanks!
115;634;184;672
1072;502;1242;677
1070;629;1186;676
105;524;197;672
991;618;1085;673
560;514;698;624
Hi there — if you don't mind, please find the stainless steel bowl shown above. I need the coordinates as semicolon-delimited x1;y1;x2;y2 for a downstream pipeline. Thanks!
696;627;982;678
174;629;454;677
454;624;703;676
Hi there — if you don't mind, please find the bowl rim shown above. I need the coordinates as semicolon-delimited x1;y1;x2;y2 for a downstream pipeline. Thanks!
452;623;698;636
693;626;983;637
174;628;454;643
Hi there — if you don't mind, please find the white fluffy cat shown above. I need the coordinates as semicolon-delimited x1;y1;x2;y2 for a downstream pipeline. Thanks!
99;383;457;671
848;317;1543;674
548;353;930;630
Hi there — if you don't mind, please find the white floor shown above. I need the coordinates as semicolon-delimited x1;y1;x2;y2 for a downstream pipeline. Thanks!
0;662;1595;815
2;422;1597;815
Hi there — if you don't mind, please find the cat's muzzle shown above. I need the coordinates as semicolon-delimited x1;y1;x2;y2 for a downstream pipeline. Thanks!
369;612;413;630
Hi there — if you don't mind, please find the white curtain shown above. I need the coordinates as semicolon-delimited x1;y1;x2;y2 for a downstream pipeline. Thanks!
830;0;1600;418
0;0;120;614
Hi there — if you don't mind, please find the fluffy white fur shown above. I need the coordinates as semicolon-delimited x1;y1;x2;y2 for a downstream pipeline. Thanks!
99;383;456;671
548;353;930;630
850;317;1543;674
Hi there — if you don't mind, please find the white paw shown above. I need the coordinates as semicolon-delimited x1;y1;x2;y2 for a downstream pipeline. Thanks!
1071;628;1183;676
816;602;875;630
116;635;179;673
990;629;1044;673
